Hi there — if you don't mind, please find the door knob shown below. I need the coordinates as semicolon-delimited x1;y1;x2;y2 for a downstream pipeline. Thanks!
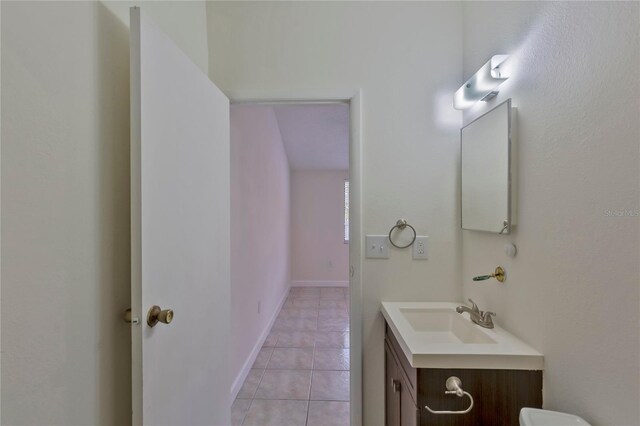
147;305;174;327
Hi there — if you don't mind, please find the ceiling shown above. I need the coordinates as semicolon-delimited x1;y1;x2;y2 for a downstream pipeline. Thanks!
273;103;349;171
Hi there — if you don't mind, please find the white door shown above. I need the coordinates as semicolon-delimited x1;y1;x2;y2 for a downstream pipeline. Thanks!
129;8;230;426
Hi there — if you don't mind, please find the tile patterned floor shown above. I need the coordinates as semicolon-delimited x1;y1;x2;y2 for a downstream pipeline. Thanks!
232;286;350;426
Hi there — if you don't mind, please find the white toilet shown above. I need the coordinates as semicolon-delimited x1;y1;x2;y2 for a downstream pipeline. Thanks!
520;408;591;426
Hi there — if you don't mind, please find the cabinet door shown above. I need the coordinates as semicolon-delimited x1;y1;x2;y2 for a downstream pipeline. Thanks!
400;373;419;426
385;341;401;426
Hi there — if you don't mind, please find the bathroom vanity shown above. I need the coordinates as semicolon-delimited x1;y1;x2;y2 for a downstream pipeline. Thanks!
382;302;543;426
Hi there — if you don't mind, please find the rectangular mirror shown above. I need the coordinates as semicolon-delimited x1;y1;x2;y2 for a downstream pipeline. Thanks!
461;99;515;234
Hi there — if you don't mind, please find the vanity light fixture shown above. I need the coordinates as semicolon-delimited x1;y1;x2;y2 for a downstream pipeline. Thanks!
454;55;510;110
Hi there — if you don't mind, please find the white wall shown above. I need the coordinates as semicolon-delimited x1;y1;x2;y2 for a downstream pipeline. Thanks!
461;2;640;425
230;105;291;394
102;1;209;75
291;170;349;286
207;3;463;423
1;1;209;424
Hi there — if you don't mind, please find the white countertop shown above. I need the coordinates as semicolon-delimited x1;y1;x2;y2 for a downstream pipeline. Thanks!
381;302;544;370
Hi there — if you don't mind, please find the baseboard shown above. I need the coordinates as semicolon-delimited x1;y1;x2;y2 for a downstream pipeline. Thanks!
230;283;291;401
291;280;349;288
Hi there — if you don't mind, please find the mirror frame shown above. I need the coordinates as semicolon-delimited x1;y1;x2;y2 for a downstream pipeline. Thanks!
460;98;514;234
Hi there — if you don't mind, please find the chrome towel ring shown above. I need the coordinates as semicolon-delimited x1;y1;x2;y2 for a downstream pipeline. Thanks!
388;219;417;249
424;376;474;415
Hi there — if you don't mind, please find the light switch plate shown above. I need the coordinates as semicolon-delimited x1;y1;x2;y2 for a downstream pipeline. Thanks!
412;236;429;260
365;235;390;259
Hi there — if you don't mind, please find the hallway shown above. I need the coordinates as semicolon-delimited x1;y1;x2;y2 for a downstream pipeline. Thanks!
232;286;350;426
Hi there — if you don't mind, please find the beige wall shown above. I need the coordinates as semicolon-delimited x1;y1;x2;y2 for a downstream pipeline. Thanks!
229;105;291;396
206;2;464;423
291;170;350;285
0;1;209;424
461;2;640;425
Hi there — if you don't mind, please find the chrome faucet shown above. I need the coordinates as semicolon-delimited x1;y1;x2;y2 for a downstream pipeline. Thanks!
456;299;496;329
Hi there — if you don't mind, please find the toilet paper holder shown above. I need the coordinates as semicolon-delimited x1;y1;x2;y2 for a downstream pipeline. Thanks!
424;376;474;415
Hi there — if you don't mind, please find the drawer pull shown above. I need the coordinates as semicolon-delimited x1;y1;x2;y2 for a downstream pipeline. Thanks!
424;376;474;415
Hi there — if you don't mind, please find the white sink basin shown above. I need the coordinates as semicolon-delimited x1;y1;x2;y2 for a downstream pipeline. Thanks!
400;307;496;344
382;302;543;370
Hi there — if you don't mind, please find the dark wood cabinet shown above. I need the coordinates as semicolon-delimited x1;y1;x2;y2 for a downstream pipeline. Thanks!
385;340;401;426
385;322;542;426
385;339;419;426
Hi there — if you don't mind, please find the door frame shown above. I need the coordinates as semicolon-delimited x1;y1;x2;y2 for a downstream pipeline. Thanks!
230;89;363;426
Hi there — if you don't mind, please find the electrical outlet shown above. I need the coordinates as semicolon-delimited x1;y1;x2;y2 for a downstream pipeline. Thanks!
412;236;429;260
